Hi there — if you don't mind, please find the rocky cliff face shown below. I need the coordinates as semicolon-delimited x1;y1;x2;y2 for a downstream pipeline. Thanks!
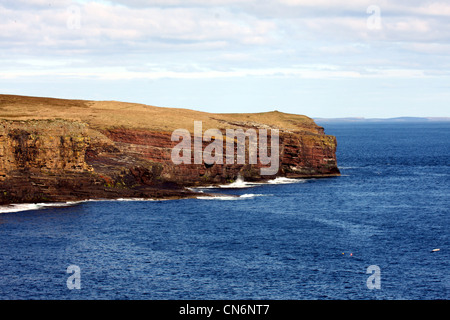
0;119;200;204
100;125;339;185
0;95;339;204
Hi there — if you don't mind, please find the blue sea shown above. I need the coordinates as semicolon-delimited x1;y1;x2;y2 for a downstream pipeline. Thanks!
0;122;448;300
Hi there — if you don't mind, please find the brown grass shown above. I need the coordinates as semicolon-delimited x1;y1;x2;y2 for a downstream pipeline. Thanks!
0;94;318;133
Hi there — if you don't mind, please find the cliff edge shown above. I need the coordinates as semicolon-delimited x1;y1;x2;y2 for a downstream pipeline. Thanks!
0;94;339;204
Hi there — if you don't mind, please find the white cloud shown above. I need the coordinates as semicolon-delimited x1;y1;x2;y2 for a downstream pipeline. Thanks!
1;0;450;82
0;2;278;54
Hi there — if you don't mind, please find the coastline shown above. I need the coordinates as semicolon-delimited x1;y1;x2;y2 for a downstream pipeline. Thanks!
0;95;340;207
0;175;338;213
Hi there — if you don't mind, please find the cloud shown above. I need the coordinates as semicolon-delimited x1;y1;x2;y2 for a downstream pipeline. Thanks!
0;1;278;54
1;0;450;82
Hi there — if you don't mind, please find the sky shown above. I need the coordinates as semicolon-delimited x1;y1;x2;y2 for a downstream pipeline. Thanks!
1;0;449;118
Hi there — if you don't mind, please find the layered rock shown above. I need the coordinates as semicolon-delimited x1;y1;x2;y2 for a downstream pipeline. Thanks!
100;125;339;185
0;95;339;204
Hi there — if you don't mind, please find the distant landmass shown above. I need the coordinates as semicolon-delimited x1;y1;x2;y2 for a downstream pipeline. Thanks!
314;117;450;123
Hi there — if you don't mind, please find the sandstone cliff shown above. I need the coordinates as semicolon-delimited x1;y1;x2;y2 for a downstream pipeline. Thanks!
0;94;339;204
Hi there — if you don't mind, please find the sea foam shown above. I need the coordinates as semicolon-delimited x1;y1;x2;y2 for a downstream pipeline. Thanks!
0;201;81;213
196;193;266;200
197;176;306;189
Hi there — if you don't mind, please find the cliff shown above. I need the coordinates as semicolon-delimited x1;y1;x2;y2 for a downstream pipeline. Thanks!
0;94;339;204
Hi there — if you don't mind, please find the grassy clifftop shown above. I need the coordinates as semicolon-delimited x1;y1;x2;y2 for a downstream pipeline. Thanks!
0;94;320;133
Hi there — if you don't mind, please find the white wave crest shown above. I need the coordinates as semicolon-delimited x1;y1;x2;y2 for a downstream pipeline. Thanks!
212;176;261;189
196;193;266;200
239;193;266;198
198;176;306;189
0;201;81;213
114;198;157;201
266;177;307;184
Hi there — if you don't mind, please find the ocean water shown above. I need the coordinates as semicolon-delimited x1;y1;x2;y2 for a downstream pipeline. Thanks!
0;122;448;300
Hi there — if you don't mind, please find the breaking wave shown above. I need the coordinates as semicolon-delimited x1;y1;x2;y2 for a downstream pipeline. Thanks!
114;198;159;202
266;177;307;184
196;193;267;200
0;198;165;213
198;176;307;189
0;201;81;213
